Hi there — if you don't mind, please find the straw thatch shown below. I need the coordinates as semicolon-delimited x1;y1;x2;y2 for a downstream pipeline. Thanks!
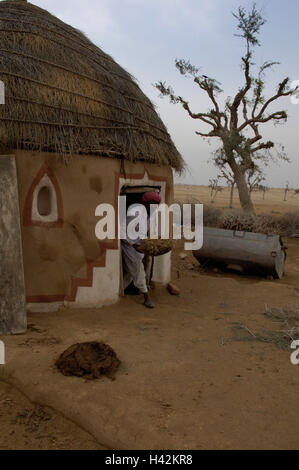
0;0;184;171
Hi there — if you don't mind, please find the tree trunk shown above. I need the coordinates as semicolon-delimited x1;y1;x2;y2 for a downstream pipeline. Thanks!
284;189;288;202
229;183;235;209
212;188;219;203
234;169;255;213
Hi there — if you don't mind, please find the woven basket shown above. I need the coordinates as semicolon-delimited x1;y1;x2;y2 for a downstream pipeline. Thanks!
136;238;173;256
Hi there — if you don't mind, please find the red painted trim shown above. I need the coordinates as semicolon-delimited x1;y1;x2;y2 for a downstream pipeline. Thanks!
65;251;107;302
26;169;170;303
23;163;64;228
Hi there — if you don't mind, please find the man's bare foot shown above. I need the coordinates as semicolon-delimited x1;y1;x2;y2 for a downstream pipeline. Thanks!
144;293;155;309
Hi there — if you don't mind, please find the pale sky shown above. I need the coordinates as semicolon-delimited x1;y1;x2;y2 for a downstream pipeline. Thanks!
28;0;299;188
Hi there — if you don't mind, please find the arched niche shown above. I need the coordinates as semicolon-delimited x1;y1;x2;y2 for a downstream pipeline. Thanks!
23;164;63;227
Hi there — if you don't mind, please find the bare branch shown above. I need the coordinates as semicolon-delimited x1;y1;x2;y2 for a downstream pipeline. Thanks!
238;109;287;133
256;78;292;118
251;141;275;153
155;81;218;129
229;52;252;129
195;130;218;138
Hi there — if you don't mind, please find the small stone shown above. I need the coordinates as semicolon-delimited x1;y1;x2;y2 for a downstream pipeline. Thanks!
179;252;187;260
167;283;180;296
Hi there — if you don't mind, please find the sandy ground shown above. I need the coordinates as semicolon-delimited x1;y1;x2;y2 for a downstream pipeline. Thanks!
0;188;299;450
0;381;105;450
1;233;299;449
174;184;299;215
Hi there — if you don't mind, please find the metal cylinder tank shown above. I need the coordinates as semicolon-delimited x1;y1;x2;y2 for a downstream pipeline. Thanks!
193;227;286;279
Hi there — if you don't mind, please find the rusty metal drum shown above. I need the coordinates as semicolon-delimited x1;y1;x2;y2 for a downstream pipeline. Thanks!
193;227;286;279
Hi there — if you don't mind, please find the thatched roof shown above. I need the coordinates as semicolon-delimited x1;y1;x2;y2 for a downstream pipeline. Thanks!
0;0;183;171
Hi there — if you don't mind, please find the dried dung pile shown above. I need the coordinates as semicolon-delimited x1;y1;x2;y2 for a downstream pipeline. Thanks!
55;342;120;380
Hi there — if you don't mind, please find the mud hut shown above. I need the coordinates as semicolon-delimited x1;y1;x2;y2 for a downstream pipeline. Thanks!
0;0;183;313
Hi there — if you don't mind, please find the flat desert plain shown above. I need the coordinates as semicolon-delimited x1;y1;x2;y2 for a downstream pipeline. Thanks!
174;184;299;215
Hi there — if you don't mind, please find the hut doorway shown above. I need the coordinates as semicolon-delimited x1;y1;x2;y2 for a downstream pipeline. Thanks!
119;184;162;294
119;180;171;294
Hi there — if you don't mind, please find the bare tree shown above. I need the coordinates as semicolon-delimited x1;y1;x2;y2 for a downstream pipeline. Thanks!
258;184;269;200
209;177;217;198
209;177;222;203
218;168;236;208
155;4;298;214
212;185;223;204
247;165;265;194
284;181;290;202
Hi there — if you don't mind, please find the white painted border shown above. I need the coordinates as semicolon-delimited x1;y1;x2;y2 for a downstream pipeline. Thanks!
65;250;120;309
32;174;58;223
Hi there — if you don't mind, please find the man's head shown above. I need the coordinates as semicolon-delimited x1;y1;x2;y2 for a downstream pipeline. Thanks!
142;192;161;213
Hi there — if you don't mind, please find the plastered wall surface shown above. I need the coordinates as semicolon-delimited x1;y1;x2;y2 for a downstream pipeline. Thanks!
14;151;173;311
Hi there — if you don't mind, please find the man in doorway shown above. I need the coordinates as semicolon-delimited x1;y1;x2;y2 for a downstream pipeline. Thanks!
121;191;161;309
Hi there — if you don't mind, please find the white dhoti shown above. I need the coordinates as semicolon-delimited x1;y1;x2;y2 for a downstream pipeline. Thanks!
121;203;154;295
122;242;148;294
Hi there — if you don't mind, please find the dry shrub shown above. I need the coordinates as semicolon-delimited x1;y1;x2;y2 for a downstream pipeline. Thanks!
219;211;258;232
203;205;222;227
274;211;299;236
226;306;299;351
174;199;299;237
174;201;222;228
264;306;299;322
229;322;299;351
218;211;283;235
218;210;299;236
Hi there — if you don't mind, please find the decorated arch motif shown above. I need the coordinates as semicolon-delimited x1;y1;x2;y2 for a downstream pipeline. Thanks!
23;163;64;228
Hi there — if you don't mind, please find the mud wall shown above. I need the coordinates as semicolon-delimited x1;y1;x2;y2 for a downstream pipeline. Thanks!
14;150;173;308
0;155;26;334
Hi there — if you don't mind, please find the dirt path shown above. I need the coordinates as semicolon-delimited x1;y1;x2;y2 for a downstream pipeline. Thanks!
0;239;299;449
0;381;106;450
